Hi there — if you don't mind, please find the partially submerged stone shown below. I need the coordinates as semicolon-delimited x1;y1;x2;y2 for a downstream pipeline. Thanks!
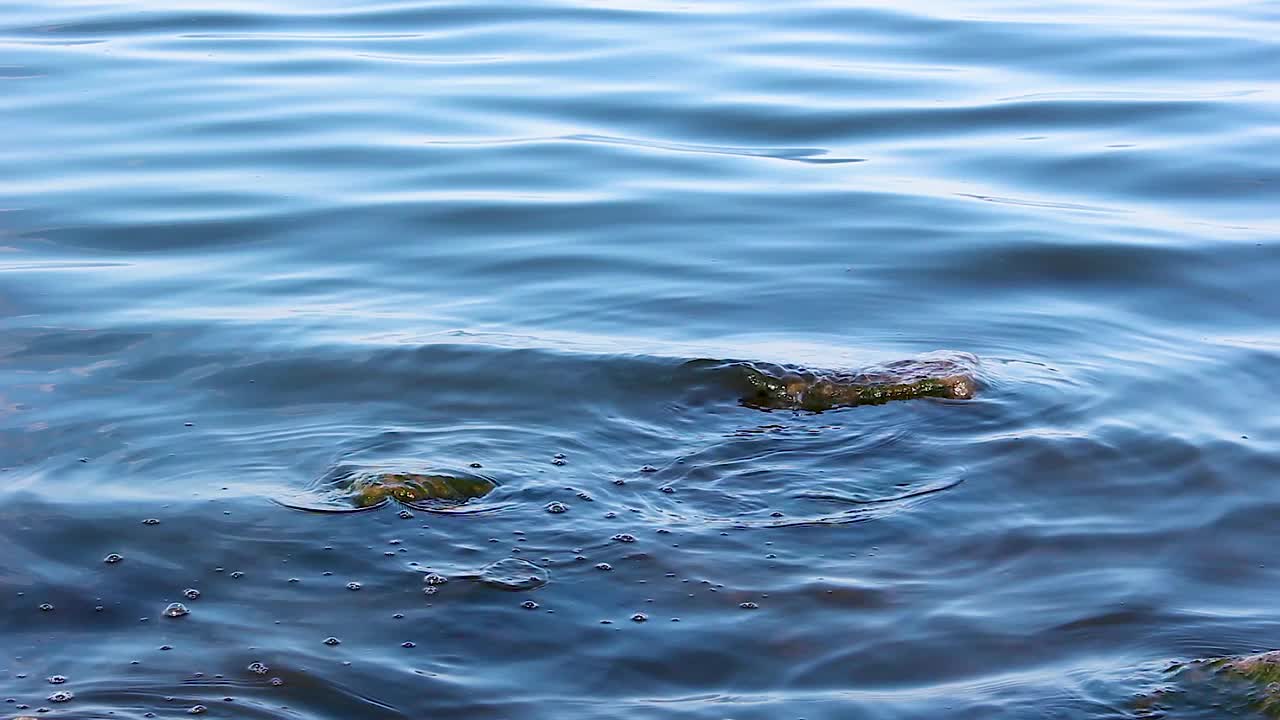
1217;651;1280;686
729;353;979;411
347;471;498;509
276;463;502;514
1138;650;1280;717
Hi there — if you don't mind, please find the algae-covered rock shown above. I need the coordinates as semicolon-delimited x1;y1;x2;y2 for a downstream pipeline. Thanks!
727;352;979;411
346;471;498;509
274;464;500;514
1216;651;1280;686
1137;650;1280;717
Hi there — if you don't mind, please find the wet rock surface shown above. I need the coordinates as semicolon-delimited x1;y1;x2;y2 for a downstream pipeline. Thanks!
346;471;499;509
1136;651;1280;718
278;465;501;513
710;352;980;411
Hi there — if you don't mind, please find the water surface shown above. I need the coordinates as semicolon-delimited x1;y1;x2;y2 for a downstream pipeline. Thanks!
2;0;1279;718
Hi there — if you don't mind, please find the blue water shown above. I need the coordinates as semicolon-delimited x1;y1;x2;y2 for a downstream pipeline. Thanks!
2;1;1279;718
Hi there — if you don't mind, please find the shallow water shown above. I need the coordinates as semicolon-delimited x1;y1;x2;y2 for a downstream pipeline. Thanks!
2;0;1279;718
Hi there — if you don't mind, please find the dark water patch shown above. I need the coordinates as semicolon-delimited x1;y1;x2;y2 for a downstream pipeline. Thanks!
2;328;150;361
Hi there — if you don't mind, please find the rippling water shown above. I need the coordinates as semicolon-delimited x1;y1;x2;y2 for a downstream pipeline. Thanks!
2;0;1279;718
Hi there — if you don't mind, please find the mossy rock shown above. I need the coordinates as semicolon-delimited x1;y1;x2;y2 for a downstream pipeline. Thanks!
732;353;979;411
1137;651;1280;717
346;471;498;509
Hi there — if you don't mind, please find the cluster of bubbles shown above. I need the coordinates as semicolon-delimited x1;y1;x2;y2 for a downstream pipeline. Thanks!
7;449;796;716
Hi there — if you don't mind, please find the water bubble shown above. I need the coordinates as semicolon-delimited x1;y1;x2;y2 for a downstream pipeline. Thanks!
521;600;539;610
659;486;675;494
576;491;593;501
103;553;123;564
469;462;483;468
612;478;626;485
142;518;160;525
270;677;284;686
631;613;648;622
544;501;568;514
398;509;414;519
640;465;657;473
612;534;636;543
323;637;341;646
423;573;449;586
163;603;189;618
770;511;784;518
160;645;172;651
46;676;66;685
551;458;566;466
480;558;549;591
230;571;244;579
423;587;437;596
553;453;566;460
183;588;201;600
47;691;72;703
346;582;362;591
188;705;207;714
595;563;613;571
402;641;416;648
247;662;269;675
604;512;617;519
739;602;759;610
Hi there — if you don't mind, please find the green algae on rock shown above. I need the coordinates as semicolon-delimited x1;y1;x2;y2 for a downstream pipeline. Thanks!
346;471;498;509
276;465;501;513
1136;651;1280;717
1215;651;1280;686
725;352;980;411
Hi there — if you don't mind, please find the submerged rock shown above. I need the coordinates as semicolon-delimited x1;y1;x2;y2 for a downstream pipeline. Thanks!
277;464;500;514
346;471;498;509
1137;650;1280;717
1215;651;1280;686
723;352;979;411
